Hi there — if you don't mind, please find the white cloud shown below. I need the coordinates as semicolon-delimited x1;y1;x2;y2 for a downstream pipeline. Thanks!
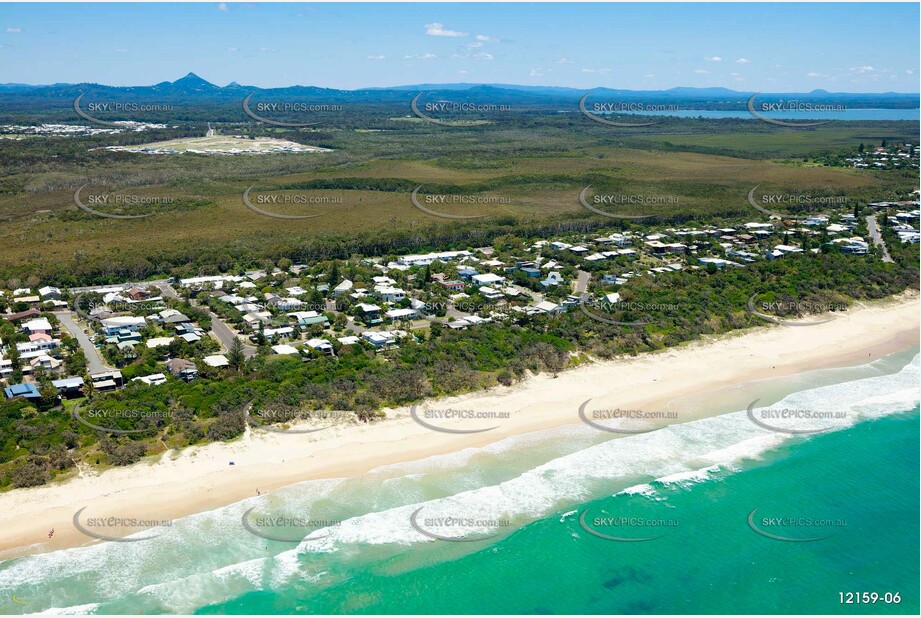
693;69;708;74
366;54;385;60
556;57;574;64
735;58;751;64
705;56;722;62
227;47;238;53
907;69;915;75
5;27;21;33
465;42;483;49
805;72;829;78
217;3;227;11
425;22;468;37
475;34;499;42
849;65;875;73
404;53;437;60
530;69;544;77
458;70;469;75
644;73;655;78
581;68;611;74
472;52;494;61
115;48;129;53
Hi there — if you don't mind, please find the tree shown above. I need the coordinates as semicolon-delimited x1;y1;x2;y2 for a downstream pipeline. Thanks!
228;337;246;370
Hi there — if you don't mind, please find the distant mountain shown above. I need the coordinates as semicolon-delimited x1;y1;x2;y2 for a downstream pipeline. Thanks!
0;74;916;115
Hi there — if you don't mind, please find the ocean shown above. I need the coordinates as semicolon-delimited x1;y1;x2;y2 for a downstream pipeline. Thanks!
1;349;918;615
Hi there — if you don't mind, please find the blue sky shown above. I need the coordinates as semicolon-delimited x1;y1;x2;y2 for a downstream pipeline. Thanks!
0;2;918;91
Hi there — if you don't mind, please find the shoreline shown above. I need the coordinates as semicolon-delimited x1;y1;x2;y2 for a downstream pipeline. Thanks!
1;293;918;558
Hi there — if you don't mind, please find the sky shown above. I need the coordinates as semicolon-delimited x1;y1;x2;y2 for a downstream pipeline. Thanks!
0;2;918;92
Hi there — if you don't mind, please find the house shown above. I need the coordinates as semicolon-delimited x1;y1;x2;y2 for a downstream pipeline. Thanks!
534;300;562;314
262;326;295;340
242;311;272;330
362;331;397;347
305;338;334;355
337;335;361;346
698;257;740;269
154;309;191;325
766;244;804;260
472;273;505;286
478;286;504;301
133;373;167;386
101;316;146;336
166;358;198;382
0;357;13;380
397;250;472;266
88;370;122;392
376;286;406;303
52;376;85;398
271;344;300;356
126;287;150;301
356;303;382;325
146;336;175;349
3;383;41;400
385;308;417;321
437;279;466;292
333;279;354;297
203;354;230;368
288;311;330;328
38;286;62;300
519;267;541;278
540;272;564;289
22;318;53;335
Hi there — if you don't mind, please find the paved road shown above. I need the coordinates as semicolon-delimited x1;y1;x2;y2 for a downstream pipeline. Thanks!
205;309;257;358
866;215;894;263
55;311;112;374
575;270;591;294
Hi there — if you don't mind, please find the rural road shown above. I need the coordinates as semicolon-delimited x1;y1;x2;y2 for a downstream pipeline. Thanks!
866;215;894;263
55;311;112;374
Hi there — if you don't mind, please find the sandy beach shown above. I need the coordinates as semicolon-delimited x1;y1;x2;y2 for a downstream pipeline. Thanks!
1;293;918;558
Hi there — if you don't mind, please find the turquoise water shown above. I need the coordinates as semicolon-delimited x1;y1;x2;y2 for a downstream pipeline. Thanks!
1;351;918;615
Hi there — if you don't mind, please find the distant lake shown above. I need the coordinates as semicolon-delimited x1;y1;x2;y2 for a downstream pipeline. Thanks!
616;108;919;121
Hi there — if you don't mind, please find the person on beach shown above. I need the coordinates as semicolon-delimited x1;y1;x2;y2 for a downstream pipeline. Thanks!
48;528;54;538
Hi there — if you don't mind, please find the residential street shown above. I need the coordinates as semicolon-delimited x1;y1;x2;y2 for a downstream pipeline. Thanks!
55;310;112;374
866;215;894;263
